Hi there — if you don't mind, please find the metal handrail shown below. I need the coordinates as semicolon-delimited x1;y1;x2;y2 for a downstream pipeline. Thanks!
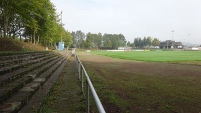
75;54;106;113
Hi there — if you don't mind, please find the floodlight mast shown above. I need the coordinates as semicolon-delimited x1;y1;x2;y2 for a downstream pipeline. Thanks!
188;34;190;42
171;30;174;41
61;11;63;42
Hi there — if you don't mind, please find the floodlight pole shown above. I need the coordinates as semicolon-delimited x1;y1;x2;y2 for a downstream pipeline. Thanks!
188;34;190;42
172;30;174;41
61;11;63;42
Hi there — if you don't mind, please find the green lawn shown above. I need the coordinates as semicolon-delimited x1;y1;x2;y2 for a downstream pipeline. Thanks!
92;51;201;62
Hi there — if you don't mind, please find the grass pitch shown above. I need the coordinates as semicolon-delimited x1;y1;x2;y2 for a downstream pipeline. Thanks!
92;50;201;64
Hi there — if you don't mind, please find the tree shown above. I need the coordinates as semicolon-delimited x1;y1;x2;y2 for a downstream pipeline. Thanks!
146;36;153;46
75;30;85;48
152;38;160;46
85;32;102;49
0;0;72;47
133;36;155;48
134;37;141;48
118;34;126;47
130;42;135;48
102;34;112;49
85;32;92;48
127;41;131;47
70;31;76;48
102;33;126;49
1;0;17;38
63;30;72;48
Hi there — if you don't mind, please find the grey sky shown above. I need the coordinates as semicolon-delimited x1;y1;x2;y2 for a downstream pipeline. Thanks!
50;0;201;44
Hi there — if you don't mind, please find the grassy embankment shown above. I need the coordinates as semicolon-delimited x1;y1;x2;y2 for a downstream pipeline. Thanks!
0;38;46;52
78;51;201;113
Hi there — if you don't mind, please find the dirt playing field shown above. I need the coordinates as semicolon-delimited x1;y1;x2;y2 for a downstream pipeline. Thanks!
78;52;201;113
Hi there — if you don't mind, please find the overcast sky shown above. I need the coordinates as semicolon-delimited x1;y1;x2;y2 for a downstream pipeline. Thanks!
50;0;201;44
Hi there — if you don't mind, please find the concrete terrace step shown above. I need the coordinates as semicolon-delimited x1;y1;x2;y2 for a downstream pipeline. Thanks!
0;52;56;75
0;56;62;104
0;55;67;113
0;55;58;87
19;57;68;113
0;52;51;65
0;51;50;56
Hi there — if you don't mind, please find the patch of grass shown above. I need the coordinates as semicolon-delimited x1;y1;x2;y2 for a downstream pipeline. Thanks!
41;57;86;113
92;51;201;63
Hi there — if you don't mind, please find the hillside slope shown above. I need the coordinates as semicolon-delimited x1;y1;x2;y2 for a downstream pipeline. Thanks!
0;38;46;52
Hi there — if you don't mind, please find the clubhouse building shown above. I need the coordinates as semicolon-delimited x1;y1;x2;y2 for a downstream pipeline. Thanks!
159;40;183;49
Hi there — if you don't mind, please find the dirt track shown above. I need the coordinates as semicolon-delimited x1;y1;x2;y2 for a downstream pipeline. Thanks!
79;52;201;77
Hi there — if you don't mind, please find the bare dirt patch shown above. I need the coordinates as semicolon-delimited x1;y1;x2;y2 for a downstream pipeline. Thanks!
78;52;201;113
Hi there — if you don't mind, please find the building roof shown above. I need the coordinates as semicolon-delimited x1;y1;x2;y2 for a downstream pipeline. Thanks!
159;40;183;47
174;42;183;46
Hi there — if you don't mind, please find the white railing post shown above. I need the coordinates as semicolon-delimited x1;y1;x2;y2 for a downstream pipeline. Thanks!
75;55;78;67
81;68;84;93
78;63;81;80
86;82;90;113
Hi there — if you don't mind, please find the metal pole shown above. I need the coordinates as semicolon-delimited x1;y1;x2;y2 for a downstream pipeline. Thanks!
188;34;190;43
61;11;62;25
82;68;84;93
76;55;79;68
60;11;63;42
172;30;174;41
78;63;81;80
85;76;106;113
86;82;90;113
74;54;77;63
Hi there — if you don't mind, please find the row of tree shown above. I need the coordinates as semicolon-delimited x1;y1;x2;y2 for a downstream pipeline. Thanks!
70;30;160;49
132;37;160;48
0;0;160;49
70;31;127;49
0;0;71;47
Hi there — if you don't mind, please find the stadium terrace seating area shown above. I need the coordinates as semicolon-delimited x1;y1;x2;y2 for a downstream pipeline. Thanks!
0;51;69;113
